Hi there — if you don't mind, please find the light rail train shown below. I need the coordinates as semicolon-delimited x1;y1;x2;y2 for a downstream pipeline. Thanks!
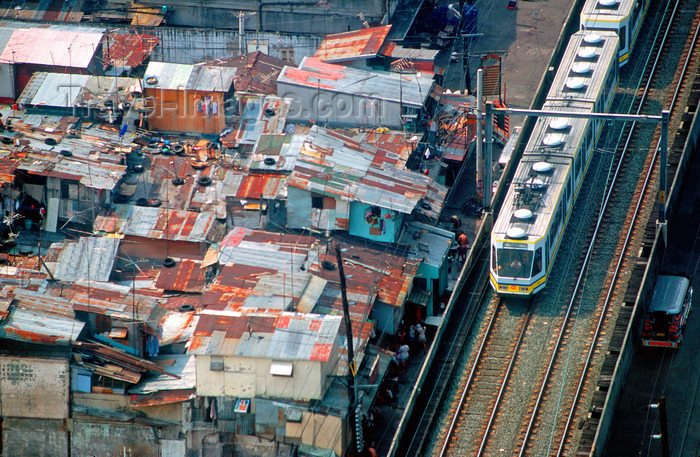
489;30;620;295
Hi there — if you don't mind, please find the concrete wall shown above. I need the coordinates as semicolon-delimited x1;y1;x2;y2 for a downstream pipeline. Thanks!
147;27;322;66
2;418;68;457
348;202;400;243
0;357;69;419
195;355;335;401
286;409;344;456
139;0;396;34
0;63;15;103
72;421;158;456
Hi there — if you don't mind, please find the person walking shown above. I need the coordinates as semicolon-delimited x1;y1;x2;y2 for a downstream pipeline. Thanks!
457;232;469;262
416;324;427;352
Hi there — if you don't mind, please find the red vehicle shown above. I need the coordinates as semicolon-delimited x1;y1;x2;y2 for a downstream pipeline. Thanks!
642;274;693;348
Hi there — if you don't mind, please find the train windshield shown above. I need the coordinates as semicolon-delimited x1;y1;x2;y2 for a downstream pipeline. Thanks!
496;249;533;278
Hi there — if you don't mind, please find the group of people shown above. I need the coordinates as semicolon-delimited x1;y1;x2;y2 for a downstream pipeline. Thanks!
450;215;470;262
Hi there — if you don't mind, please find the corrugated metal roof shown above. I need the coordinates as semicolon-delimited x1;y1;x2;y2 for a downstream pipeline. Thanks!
16;72;90;107
155;259;206;293
277;57;433;107
398;221;453;268
103;32;160;70
159;310;199;346
287;126;444;215
380;42;439;61
47;236;119;283
314;25;391;63
129;355;196;394
0;289;83;345
99;205;218;242
224;95;290;149
188;311;341;359
0;27;103;67
143;61;236;92
58;279;165;328
206;51;286;95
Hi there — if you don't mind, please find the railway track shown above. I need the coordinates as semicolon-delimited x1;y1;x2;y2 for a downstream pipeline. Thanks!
412;1;700;456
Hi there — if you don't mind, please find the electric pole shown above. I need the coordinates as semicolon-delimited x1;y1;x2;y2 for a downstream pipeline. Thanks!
234;11;257;55
335;244;362;455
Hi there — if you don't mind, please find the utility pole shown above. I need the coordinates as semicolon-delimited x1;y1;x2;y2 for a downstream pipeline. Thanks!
335;244;362;455
476;69;483;198
486;107;669;222
234;11;257;55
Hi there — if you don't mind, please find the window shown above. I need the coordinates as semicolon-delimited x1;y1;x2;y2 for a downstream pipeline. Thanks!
496;248;533;278
61;182;78;200
312;194;324;209
279;48;295;63
532;247;543;276
270;361;293;376
210;356;224;372
620;25;627;52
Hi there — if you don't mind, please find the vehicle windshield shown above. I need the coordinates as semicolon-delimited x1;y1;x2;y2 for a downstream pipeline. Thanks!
497;248;533;278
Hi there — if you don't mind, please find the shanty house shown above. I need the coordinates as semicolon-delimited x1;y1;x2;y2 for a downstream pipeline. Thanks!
277;57;436;131
93;205;226;261
0;27;104;102
143;61;236;134
286;126;447;243
15;147;127;232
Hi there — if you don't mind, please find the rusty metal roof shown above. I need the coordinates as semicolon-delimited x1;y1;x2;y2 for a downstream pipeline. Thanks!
0;289;84;345
287;126;446;215
188;311;342;359
95;205;220;243
159;310;199;346
55;279;166;328
205;51;286;95
155;259;206;293
103;32;160;70
0;27;104;67
314;25;391;63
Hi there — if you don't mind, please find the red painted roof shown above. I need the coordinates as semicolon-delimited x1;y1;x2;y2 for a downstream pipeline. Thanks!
0;28;102;67
314;25;392;63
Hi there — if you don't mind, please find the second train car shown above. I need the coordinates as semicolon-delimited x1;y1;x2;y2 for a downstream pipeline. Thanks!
580;0;651;66
490;31;619;296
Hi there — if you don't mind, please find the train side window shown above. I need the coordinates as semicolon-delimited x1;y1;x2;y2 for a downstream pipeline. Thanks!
532;248;543;276
620;25;627;51
567;175;572;204
492;245;497;271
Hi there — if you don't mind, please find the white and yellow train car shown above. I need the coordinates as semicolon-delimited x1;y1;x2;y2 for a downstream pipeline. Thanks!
490;31;619;296
581;0;650;66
